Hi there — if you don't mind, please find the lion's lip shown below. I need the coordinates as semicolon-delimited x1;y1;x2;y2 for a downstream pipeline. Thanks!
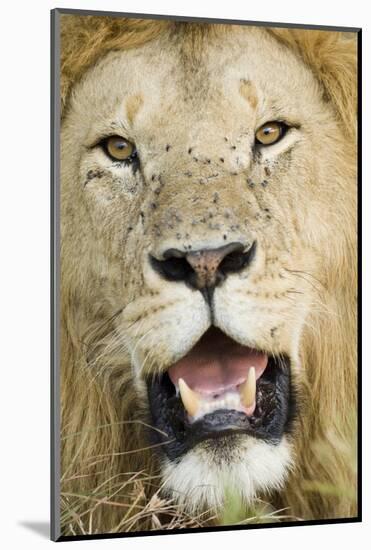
146;326;294;460
168;327;268;396
147;347;293;460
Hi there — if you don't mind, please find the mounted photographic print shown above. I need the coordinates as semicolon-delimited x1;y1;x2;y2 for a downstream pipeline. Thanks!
51;8;361;541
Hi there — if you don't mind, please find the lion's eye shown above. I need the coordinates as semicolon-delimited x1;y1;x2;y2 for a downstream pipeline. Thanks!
255;121;287;146
102;136;137;161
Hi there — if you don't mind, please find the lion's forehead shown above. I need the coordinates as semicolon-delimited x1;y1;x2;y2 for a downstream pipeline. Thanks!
71;26;320;140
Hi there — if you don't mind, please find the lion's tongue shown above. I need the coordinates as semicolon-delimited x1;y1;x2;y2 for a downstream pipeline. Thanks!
168;329;268;396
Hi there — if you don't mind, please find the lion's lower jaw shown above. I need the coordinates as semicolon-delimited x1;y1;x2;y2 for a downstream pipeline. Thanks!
159;436;294;514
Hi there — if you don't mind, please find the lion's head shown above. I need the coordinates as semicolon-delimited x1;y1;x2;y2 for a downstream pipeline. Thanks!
59;15;357;533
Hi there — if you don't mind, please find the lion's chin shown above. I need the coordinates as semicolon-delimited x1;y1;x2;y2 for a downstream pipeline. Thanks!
160;435;294;513
146;327;296;462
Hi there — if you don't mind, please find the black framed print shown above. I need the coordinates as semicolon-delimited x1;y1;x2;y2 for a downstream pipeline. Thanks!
51;8;361;541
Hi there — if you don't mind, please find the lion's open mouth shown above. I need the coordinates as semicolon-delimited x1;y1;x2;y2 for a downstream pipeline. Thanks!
147;327;294;460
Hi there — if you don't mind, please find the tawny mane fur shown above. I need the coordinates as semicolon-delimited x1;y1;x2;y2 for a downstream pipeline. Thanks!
59;14;357;534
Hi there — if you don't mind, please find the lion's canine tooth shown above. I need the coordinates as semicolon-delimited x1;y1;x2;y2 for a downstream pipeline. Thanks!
240;367;256;408
178;378;200;417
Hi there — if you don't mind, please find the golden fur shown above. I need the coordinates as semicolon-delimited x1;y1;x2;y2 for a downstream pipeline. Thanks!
59;15;357;534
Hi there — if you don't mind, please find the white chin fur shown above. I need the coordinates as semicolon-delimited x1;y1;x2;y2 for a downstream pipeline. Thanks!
160;436;293;513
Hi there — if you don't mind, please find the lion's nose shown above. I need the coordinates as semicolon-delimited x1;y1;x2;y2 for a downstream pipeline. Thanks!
150;241;256;301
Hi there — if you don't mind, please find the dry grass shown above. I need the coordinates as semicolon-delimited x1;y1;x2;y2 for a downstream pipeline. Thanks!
60;413;357;535
61;463;218;535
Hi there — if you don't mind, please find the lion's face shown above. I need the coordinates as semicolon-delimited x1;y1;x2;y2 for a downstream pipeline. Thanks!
62;26;348;511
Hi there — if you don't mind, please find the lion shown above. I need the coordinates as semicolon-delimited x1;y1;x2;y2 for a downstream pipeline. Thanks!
58;13;358;535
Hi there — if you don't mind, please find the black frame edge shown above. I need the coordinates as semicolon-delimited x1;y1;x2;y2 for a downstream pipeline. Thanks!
51;7;61;543
57;517;361;542
356;28;362;523
54;7;361;33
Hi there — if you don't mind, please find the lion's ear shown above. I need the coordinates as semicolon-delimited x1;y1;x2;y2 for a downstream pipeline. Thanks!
268;29;358;139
